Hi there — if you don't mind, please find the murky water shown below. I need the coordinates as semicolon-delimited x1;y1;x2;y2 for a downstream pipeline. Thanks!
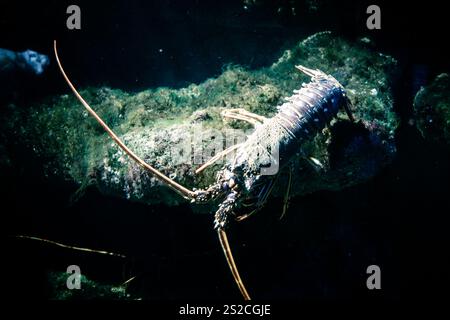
2;1;449;301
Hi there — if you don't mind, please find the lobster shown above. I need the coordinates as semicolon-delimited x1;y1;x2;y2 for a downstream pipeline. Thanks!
53;41;354;300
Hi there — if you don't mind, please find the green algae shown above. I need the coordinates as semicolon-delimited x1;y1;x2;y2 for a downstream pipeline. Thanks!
414;73;450;145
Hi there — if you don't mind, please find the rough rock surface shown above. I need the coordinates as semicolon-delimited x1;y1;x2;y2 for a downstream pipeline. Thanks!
414;73;450;146
0;32;399;209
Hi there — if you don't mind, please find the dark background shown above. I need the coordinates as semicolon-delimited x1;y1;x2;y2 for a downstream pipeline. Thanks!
2;0;450;301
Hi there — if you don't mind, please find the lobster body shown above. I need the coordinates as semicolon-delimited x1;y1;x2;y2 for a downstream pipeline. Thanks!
212;66;353;228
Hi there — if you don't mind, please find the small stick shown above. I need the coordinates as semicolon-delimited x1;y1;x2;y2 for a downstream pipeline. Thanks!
14;235;126;258
122;275;137;286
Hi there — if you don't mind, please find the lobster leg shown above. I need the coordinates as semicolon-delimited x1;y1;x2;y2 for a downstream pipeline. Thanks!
279;166;292;220
235;175;278;222
54;41;196;200
195;143;243;174
295;65;327;78
221;108;267;126
305;156;325;172
344;99;355;122
197;109;266;174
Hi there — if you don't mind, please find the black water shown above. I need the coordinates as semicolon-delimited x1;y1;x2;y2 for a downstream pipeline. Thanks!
2;0;450;301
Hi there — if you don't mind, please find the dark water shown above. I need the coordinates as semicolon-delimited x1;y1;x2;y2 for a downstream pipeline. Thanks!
2;0;450;301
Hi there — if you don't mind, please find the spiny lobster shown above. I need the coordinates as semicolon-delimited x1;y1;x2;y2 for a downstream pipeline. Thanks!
53;41;354;300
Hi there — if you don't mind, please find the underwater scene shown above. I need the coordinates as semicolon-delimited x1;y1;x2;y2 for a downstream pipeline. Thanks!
2;0;450;305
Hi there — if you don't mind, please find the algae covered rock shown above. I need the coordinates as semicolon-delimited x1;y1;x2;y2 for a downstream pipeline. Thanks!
414;73;450;145
48;271;131;300
1;32;399;209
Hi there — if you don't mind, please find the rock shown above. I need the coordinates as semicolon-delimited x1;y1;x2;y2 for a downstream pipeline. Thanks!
0;48;50;103
0;48;49;76
413;73;450;145
0;32;399;210
190;110;212;123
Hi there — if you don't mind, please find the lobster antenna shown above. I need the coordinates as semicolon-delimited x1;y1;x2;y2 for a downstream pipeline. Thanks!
53;40;195;200
217;228;251;300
